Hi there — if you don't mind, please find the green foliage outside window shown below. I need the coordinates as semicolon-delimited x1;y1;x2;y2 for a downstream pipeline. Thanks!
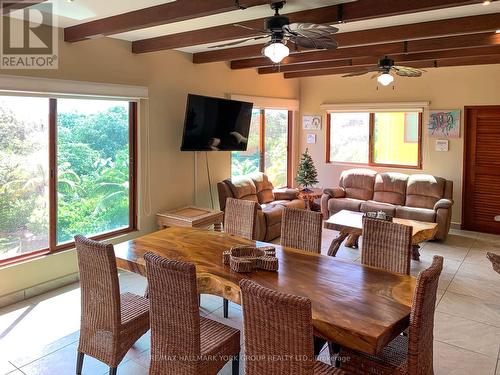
0;98;131;259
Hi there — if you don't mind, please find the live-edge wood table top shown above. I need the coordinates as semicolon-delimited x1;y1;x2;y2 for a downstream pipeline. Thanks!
114;227;416;355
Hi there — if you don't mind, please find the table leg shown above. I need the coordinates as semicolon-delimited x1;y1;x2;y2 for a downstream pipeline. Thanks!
411;245;421;261
214;222;222;232
345;234;359;249
327;231;349;257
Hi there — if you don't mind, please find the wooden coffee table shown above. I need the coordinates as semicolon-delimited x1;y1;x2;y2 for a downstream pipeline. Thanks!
157;206;224;231
324;210;438;260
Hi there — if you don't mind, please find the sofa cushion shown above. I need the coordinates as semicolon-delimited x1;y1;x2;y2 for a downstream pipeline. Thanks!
340;169;376;200
281;199;306;210
224;176;258;203
360;200;396;216
396;206;436;223
262;205;283;227
328;198;364;215
406;175;446;209
273;188;299;201
373;172;408;205
250;172;275;204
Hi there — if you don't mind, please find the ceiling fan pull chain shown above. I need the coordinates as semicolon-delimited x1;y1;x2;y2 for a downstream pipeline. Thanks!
234;0;247;10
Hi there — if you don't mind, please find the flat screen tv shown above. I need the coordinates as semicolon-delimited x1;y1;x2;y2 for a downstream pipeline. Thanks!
180;94;253;151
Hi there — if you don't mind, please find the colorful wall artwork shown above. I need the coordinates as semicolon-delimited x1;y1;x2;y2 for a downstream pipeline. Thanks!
428;109;461;138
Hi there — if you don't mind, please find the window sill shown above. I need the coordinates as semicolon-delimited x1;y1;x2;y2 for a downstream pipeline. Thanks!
325;161;422;170
0;227;138;268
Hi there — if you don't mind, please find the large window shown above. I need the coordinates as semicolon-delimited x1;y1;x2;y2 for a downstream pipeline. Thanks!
0;95;137;264
231;108;292;187
327;111;422;168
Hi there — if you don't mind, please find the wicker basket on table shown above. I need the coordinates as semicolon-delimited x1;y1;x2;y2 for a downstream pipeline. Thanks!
223;245;278;273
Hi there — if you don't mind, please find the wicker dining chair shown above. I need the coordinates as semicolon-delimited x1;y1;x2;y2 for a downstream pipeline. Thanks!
224;197;258;240
281;207;323;253
221;197;258;317
361;217;413;275
240;279;344;375
340;255;444;375
74;235;150;375
144;252;241;375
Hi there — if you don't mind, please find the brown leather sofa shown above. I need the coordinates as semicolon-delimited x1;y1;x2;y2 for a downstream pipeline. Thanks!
321;169;453;240
217;172;305;241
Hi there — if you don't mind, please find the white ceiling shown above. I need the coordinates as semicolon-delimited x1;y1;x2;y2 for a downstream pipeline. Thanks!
17;0;500;53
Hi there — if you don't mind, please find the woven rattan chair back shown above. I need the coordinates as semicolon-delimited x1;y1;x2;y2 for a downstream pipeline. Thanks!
407;255;444;375
75;235;121;363
240;279;315;375
361;217;412;275
281;207;322;253
144;252;202;374
224;197;258;240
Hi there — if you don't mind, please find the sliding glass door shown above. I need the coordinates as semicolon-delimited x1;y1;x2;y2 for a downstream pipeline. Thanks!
231;108;291;187
0;96;49;261
0;95;137;264
56;99;132;244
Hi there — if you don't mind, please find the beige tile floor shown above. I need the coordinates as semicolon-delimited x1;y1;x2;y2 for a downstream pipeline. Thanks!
0;228;499;375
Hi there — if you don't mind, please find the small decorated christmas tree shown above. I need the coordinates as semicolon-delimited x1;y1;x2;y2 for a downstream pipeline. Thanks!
295;148;319;191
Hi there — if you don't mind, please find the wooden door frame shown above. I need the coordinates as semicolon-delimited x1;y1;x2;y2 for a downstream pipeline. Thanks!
462;105;500;231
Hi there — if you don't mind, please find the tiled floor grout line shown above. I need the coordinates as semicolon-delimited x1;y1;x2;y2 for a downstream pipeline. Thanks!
435;310;500;329
9;337;80;370
434;339;499;360
438;239;475;297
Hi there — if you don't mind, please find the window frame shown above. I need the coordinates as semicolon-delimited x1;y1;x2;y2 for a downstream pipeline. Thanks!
326;111;422;169
231;108;293;188
0;98;138;267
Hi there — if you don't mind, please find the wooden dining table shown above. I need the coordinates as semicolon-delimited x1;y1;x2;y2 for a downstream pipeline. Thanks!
114;227;416;356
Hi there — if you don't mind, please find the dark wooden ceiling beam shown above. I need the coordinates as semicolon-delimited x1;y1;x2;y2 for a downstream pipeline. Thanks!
258;45;500;74
133;6;339;54
64;0;271;43
282;54;500;78
193;12;500;64
133;0;481;54
233;32;500;69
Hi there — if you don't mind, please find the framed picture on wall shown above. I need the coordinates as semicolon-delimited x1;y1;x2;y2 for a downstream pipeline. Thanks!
303;115;322;130
428;109;461;138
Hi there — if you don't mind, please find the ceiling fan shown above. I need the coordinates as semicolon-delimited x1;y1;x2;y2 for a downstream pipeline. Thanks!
343;57;426;86
210;1;339;63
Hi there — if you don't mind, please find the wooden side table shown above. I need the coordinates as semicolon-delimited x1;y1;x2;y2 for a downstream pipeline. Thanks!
157;206;224;231
298;188;323;211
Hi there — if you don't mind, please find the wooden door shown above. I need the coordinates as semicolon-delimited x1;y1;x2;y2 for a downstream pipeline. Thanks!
463;106;500;234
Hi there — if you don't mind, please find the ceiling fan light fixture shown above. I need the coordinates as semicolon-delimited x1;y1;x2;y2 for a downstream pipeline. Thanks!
377;72;394;86
264;41;289;63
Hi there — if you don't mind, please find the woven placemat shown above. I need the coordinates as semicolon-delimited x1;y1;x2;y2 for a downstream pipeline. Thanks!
223;245;278;273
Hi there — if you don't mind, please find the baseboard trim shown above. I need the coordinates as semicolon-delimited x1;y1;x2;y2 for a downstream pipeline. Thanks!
0;272;79;308
450;222;462;230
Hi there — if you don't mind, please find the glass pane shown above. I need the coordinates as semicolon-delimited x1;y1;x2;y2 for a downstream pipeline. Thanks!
56;99;130;244
265;109;288;187
329;113;369;163
0;96;49;261
373;112;419;166
231;108;260;178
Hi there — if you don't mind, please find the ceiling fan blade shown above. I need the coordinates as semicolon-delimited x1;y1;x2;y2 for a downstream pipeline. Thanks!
233;23;270;34
208;35;269;49
342;68;379;77
289;35;338;50
392;66;424;77
285;23;339;37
